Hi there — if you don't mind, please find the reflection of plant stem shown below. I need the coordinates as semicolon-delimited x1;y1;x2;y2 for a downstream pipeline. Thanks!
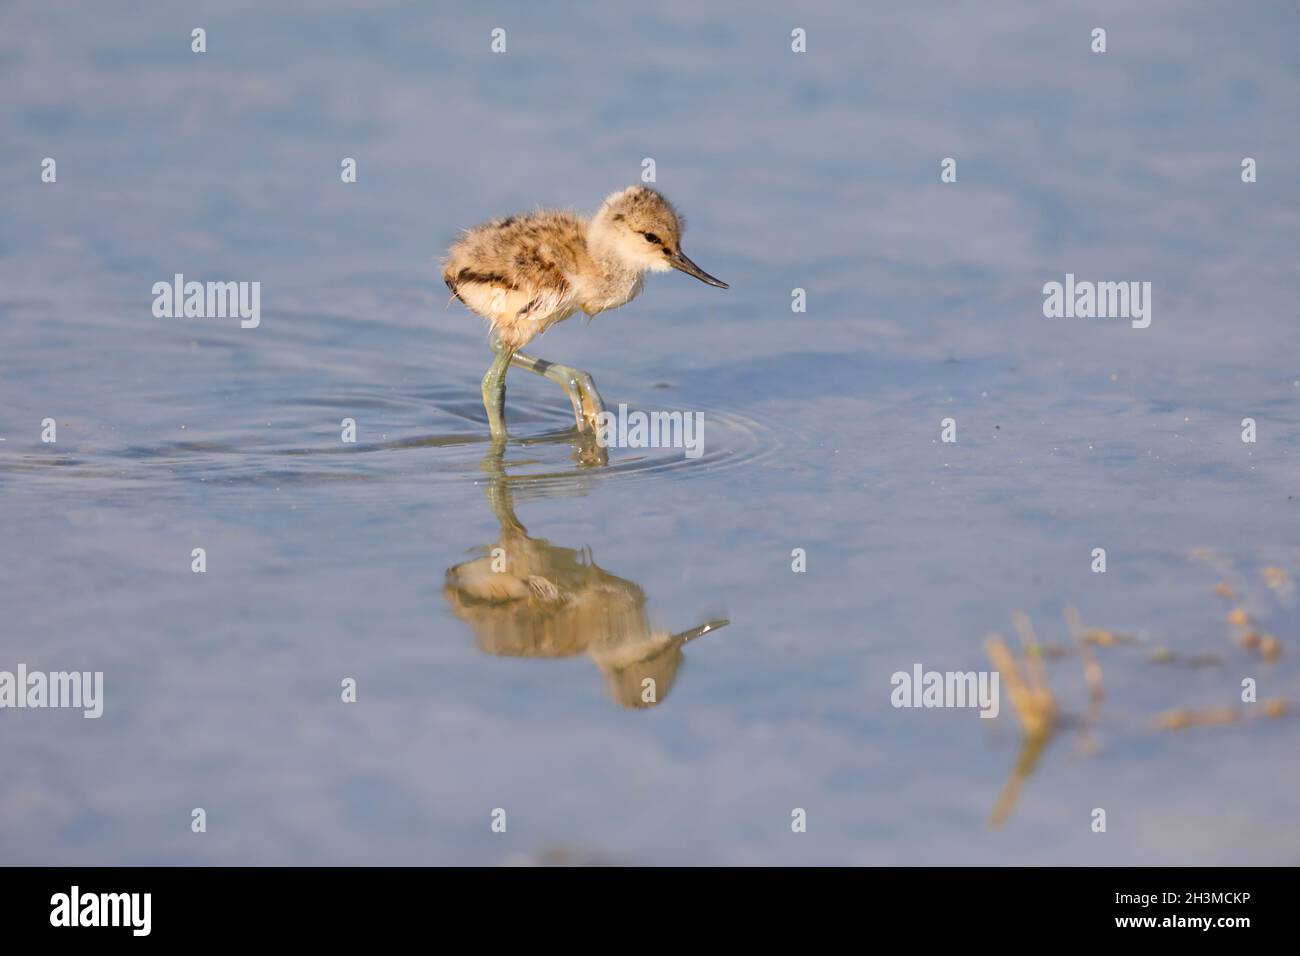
989;726;1052;829
1065;605;1104;757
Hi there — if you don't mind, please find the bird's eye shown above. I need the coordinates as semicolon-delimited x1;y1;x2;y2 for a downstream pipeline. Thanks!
641;232;662;245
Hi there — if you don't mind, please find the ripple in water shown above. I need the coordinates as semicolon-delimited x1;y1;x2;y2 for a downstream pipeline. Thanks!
0;386;783;502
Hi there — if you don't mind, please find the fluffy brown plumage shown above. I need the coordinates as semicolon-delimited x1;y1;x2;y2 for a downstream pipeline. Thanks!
443;209;592;350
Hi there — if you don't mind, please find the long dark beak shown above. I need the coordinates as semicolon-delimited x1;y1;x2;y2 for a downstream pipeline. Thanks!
669;618;729;648
667;250;728;289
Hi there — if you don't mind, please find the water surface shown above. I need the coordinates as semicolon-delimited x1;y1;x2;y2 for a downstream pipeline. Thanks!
1;0;1298;864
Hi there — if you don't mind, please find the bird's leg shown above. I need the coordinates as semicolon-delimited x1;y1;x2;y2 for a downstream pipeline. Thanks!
487;333;607;432
481;345;515;441
506;351;584;428
509;352;607;432
571;368;607;430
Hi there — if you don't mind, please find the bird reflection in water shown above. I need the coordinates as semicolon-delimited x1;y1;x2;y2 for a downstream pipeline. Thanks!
444;444;727;708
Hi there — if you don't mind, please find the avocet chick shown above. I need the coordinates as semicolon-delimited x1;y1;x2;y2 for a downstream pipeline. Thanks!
443;185;728;440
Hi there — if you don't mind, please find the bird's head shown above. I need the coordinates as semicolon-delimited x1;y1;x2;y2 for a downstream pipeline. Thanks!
590;185;728;288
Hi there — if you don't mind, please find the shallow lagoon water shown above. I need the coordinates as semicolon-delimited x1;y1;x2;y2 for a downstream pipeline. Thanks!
1;1;1299;864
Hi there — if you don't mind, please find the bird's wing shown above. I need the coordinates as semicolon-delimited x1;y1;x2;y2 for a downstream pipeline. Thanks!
442;214;583;326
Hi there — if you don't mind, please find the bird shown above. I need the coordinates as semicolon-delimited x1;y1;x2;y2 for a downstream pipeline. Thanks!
442;185;728;440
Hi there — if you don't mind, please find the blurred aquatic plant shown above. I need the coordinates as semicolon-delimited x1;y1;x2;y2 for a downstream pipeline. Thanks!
985;624;1058;829
983;555;1294;828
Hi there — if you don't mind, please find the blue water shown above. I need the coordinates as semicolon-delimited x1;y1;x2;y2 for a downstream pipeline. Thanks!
1;0;1298;864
